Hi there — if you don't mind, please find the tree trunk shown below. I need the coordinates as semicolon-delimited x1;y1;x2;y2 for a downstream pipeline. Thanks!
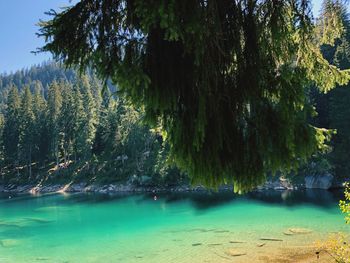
16;150;20;178
28;145;32;179
55;143;59;167
64;147;67;166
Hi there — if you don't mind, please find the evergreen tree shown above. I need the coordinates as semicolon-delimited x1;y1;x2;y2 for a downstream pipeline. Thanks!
0;62;179;185
0;114;4;173
100;97;120;155
38;0;350;192
58;82;75;165
312;0;350;178
47;81;63;166
32;81;48;166
93;87;112;155
70;84;85;162
3;86;21;176
328;4;350;178
19;86;35;178
79;75;98;159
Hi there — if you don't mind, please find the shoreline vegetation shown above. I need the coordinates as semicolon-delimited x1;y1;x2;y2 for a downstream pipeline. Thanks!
0;56;348;195
0;178;345;194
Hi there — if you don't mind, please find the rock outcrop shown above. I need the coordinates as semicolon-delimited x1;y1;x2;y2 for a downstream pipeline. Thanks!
305;174;333;190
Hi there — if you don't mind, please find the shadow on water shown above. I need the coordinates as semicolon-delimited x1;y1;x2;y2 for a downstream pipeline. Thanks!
247;189;344;208
0;192;32;203
53;192;132;205
145;189;345;211
0;188;345;211
0;192;132;208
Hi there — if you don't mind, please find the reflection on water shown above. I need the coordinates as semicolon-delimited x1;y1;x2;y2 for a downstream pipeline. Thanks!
0;188;345;210
248;189;344;208
144;188;344;210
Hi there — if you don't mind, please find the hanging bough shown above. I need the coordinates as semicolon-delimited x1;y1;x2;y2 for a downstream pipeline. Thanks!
37;0;350;193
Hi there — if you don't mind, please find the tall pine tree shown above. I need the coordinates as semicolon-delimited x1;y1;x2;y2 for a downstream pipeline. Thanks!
47;81;63;166
79;75;98;159
19;86;35;178
32;81;48;167
3;86;21;176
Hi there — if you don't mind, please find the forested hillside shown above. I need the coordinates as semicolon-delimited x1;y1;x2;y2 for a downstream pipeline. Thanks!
309;2;350;181
1;1;350;188
0;53;349;188
0;62;185;186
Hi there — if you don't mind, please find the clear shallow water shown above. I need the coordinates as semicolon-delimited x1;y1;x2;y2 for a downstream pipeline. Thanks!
0;190;348;263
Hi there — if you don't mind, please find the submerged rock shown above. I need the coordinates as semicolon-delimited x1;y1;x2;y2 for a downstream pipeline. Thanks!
23;217;53;224
34;206;65;212
260;238;283;241
0;218;32;228
284;228;313;235
229;240;246;244
214;230;230;233
208;243;223;247
192;243;202;246
35;257;50;261
0;239;21;248
0;222;23;228
225;249;247;257
188;228;215;233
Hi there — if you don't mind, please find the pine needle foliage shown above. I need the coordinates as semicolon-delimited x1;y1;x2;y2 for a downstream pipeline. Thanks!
38;0;350;192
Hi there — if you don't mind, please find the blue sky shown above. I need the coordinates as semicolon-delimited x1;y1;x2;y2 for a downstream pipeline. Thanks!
0;0;333;74
0;0;76;74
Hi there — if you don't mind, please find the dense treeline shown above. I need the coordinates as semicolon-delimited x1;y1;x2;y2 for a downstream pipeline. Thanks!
1;1;350;188
0;63;185;186
37;0;350;192
306;1;350;181
0;62;76;112
1;52;350;187
0;49;350;186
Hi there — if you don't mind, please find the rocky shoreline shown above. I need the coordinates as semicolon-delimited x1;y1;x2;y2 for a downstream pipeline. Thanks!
0;183;233;194
0;174;345;194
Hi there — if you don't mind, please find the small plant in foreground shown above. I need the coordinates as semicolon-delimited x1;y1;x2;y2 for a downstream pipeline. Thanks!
315;183;350;262
315;233;350;263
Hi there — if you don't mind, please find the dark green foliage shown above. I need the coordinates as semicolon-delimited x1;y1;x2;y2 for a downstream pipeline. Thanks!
19;86;35;178
47;81;63;165
312;1;350;179
0;62;76;92
329;87;350;177
32;83;49;165
3;86;21;166
78;76;98;158
0;63;181;186
0;114;4;166
37;0;350;192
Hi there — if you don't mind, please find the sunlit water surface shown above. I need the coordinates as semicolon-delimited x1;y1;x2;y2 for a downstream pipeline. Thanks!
0;190;348;262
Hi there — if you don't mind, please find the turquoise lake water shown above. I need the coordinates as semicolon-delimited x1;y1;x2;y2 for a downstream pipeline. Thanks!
0;190;348;263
